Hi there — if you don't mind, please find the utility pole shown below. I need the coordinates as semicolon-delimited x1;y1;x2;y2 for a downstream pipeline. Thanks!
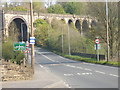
61;26;64;54
30;0;35;73
67;24;71;55
106;0;110;61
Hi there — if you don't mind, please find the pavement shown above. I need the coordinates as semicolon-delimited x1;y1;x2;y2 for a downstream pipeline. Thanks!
2;47;119;88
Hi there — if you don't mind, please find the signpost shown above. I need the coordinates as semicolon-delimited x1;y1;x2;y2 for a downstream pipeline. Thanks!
14;42;26;51
30;37;35;44
94;39;100;44
94;38;100;61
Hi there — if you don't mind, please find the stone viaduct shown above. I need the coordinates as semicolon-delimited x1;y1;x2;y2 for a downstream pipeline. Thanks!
0;10;97;41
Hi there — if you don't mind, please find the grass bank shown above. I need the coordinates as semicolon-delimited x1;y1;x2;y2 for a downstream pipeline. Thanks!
52;50;120;67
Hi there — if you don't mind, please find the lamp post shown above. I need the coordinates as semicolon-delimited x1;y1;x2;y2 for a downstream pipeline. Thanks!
21;23;24;42
61;26;64;54
67;24;71;55
106;0;110;61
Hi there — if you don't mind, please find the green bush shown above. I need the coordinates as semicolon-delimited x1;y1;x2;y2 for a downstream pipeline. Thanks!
15;51;25;64
2;40;25;64
2;40;14;61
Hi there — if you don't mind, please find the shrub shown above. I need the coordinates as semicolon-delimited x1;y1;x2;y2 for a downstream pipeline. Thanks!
2;40;25;64
14;51;25;64
2;40;14;61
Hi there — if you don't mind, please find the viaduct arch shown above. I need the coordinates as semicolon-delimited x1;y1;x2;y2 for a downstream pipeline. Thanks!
2;10;97;41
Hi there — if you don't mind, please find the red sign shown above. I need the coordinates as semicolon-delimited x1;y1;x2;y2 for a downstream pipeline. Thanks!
26;41;30;47
24;48;30;53
94;39;100;44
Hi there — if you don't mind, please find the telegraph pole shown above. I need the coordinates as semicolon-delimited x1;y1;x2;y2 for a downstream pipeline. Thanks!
30;0;35;73
67;24;71;55
106;0;110;61
61;27;64;54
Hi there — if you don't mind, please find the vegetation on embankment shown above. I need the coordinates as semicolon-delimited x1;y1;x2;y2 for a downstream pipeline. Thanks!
34;17;119;67
46;49;119;67
63;55;120;67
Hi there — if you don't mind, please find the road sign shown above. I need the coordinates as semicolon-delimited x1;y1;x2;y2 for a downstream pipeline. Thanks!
94;39;100;44
30;37;35;44
94;44;100;62
26;41;30;47
24;48;30;53
94;44;101;50
14;42;26;51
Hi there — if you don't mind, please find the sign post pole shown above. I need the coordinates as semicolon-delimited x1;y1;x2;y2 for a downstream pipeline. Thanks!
96;44;99;62
30;0;35;73
94;38;100;61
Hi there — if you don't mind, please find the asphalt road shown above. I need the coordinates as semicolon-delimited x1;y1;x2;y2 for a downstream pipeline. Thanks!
34;47;119;88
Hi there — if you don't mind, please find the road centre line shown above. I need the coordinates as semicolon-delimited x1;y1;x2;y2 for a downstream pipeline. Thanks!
95;71;106;74
66;65;76;68
42;54;55;62
65;64;118;77
84;68;92;71
38;52;55;62
109;74;119;77
64;74;74;76
64;72;93;76
76;67;83;69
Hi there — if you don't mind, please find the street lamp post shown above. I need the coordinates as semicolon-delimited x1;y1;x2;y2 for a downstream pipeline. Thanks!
67;24;71;55
106;0;110;61
61;26;64;54
21;23;24;42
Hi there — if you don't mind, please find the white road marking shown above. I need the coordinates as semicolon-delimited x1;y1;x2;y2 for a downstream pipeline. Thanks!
76;67;83;69
38;52;55;62
64;74;74;76
84;68;92;71
86;72;92;75
82;73;86;75
39;65;44;68
77;72;92;75
66;64;71;67
66;65;76;68
109;74;119;77
42;54;55;62
59;56;65;59
77;73;81;75
95;71;106;74
70;66;76;68
64;82;71;88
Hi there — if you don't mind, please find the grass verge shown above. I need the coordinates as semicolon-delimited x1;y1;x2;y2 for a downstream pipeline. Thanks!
52;50;120;67
63;55;120;67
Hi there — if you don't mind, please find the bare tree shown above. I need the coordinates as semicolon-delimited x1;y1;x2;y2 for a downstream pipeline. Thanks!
87;2;118;60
